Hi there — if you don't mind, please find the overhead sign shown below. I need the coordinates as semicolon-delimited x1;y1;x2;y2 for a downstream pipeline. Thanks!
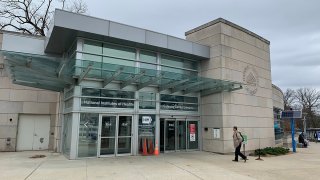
281;110;302;119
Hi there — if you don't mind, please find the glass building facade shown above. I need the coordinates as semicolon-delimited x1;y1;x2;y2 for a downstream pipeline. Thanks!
62;39;201;158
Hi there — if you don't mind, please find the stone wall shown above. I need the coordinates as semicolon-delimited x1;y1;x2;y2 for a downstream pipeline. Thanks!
186;18;274;153
272;84;284;110
0;31;61;152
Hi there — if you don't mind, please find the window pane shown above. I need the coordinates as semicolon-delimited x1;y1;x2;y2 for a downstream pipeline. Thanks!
101;89;135;99
139;92;156;101
161;54;198;70
103;43;136;60
83;41;102;54
140;63;157;70
62;114;72;157
138;115;156;155
103;57;135;66
82;88;101;97
78;113;99;157
139;101;156;109
140;50;157;63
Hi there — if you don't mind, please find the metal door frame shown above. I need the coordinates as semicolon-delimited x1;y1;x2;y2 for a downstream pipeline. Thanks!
161;118;200;153
98;114;133;157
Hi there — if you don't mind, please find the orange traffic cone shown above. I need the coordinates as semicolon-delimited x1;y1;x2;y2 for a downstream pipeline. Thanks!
148;139;154;154
142;138;148;156
154;140;159;156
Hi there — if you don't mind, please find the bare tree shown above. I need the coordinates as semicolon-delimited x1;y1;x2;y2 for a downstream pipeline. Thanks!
0;0;87;36
295;88;320;128
283;88;296;110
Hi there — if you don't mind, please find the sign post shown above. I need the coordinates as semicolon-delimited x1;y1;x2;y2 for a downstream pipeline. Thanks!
281;110;302;153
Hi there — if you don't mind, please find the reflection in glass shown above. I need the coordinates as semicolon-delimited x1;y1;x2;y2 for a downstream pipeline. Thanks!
100;138;115;155
101;116;116;137
166;121;176;151
78;113;99;157
187;121;198;149
178;121;186;150
138;115;156;154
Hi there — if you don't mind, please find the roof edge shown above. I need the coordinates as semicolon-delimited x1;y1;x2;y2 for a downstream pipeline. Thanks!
185;18;270;45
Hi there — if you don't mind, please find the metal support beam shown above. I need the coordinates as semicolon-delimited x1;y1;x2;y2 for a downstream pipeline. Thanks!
137;73;163;90
159;79;189;92
171;80;205;93
103;67;124;87
120;70;146;89
78;64;93;84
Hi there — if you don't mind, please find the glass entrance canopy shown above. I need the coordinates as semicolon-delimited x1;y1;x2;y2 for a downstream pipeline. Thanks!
1;50;242;96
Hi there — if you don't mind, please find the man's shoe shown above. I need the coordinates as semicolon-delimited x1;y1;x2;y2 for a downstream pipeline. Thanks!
232;160;238;162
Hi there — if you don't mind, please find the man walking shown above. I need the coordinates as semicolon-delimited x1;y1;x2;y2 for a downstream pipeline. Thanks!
232;126;247;162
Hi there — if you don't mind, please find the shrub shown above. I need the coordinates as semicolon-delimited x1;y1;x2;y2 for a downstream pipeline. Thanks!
255;147;289;156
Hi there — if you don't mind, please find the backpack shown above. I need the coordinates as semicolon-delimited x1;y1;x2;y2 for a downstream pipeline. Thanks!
239;132;244;142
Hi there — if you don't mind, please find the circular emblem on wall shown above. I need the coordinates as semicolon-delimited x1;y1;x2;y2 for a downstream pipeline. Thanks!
243;66;259;95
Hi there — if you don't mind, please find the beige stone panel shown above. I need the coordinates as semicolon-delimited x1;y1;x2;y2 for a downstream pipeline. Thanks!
37;91;59;103
229;48;271;69
209;44;223;58
258;77;272;90
221;23;270;53
0;77;12;89
223;116;273;128
200;69;222;79
0;101;23;113
0;114;7;125
22;102;50;114
186;23;221;42
50;102;59;114
220;68;243;82
201;103;223;116
7;114;18;125
202;139;224;153
200;57;222;72
0;125;17;138
241;86;273;99
223;140;235;153
201;93;222;104
256;38;270;53
50;114;57;127
201;115;223;128
222;57;271;80
222;103;273;118
0;138;16;151
10;89;38;102
223;92;273;108
195;34;222;47
222;35;270;59
0;89;10;100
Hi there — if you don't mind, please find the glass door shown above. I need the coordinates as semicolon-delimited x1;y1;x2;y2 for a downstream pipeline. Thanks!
98;115;132;157
165;120;176;151
117;116;132;155
187;121;199;150
177;120;186;150
99;115;116;156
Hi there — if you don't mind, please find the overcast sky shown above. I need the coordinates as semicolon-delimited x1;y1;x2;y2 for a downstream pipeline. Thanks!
85;0;320;92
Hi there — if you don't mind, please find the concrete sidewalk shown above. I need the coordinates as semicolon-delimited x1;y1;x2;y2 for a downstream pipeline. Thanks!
1;143;320;180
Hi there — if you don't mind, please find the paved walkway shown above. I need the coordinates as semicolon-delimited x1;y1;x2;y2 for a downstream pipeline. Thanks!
1;143;320;180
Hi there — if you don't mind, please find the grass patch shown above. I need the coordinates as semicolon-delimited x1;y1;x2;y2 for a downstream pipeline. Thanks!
255;147;290;156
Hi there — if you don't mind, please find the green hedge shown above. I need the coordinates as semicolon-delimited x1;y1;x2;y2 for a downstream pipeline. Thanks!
255;147;290;156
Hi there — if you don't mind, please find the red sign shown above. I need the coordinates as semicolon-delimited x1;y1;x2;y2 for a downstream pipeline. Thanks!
189;124;196;134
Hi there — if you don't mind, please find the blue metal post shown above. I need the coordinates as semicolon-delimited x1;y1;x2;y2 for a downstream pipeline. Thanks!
291;118;296;152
